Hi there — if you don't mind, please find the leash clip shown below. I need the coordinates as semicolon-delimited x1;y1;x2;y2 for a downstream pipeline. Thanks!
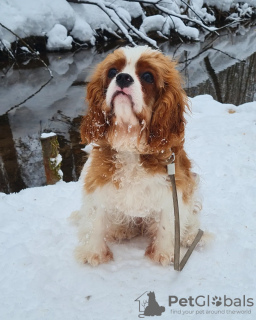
167;152;175;175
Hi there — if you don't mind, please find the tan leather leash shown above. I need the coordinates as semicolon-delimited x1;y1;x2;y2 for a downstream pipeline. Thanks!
167;154;204;271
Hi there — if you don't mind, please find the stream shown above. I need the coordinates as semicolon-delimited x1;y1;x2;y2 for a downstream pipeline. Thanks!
0;25;256;193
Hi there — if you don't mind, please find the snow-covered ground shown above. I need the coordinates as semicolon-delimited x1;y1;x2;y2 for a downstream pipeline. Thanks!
0;95;255;319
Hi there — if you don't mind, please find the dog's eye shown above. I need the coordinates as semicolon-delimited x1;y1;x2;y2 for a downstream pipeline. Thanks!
141;72;154;83
108;68;118;79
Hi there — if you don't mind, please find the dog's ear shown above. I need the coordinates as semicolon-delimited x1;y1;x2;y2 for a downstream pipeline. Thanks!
80;48;126;144
148;58;188;152
80;67;109;144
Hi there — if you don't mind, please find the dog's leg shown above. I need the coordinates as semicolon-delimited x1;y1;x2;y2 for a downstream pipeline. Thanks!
181;207;212;248
145;190;201;266
145;206;175;266
181;208;201;247
75;201;113;266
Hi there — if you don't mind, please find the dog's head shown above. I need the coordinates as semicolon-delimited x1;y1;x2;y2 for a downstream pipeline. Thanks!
81;46;188;152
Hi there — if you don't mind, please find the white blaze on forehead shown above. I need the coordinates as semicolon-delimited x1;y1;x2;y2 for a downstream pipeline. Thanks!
121;45;156;63
120;45;156;75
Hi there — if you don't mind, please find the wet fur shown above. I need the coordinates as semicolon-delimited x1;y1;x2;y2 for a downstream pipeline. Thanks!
72;46;205;266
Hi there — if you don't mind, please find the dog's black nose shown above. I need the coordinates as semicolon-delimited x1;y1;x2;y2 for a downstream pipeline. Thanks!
116;73;134;89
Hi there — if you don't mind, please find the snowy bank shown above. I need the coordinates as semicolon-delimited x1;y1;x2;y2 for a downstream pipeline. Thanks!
0;95;256;319
1;0;256;53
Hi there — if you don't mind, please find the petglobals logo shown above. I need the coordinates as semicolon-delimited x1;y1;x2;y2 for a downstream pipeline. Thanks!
168;295;254;308
135;292;254;317
168;294;254;316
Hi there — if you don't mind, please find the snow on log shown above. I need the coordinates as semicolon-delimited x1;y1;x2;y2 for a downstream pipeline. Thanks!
40;133;63;185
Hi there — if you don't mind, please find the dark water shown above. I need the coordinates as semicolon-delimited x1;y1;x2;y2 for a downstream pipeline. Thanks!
1;25;256;193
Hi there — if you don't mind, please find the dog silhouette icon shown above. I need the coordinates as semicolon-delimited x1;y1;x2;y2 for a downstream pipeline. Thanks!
144;291;165;316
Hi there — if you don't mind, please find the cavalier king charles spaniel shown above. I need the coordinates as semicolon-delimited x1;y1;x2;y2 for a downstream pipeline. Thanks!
72;45;203;266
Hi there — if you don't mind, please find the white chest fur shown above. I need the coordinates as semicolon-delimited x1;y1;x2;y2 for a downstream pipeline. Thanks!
83;152;172;218
75;149;198;267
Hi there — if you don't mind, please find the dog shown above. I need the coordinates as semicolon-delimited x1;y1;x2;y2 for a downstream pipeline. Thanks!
71;45;203;266
144;292;165;316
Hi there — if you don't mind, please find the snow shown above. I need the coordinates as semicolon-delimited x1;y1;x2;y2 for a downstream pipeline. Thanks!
189;0;216;24
171;16;200;40
1;95;256;319
1;0;255;52
81;143;99;154
117;0;144;19
70;15;94;44
47;24;73;51
205;0;256;11
0;0;75;44
41;132;56;139
140;15;167;34
50;154;63;168
140;15;199;40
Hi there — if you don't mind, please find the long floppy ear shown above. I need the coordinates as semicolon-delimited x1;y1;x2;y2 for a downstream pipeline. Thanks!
80;64;109;144
148;59;188;152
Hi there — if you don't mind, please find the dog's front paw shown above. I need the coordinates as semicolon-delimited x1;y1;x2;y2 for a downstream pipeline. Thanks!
145;243;174;266
75;244;113;266
181;231;213;248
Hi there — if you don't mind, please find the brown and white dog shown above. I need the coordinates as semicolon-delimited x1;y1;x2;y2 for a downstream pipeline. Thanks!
72;46;202;266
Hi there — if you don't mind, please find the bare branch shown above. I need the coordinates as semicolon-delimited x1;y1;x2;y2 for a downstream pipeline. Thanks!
67;0;137;46
154;4;219;35
0;22;53;113
105;2;157;48
179;0;207;25
67;0;158;47
0;22;53;78
122;0;243;35
0;39;16;60
0;22;38;55
6;76;53;114
66;0;248;46
120;0;161;4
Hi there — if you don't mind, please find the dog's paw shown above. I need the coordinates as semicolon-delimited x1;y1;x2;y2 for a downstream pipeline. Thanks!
145;243;174;266
181;232;198;247
181;231;214;248
75;244;113;266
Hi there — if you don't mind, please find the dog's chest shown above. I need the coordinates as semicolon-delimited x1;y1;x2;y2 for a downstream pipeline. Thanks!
107;152;171;216
113;152;145;186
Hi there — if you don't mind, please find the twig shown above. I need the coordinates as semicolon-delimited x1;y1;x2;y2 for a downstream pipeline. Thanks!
0;39;16;60
154;4;219;35
0;22;53;113
105;2;158;48
178;35;219;70
0;22;53;77
215;19;243;30
0;61;15;77
211;47;246;62
122;0;161;4
68;0;157;47
6;76;53;114
67;0;136;46
179;0;207;25
120;0;217;33
0;22;36;55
